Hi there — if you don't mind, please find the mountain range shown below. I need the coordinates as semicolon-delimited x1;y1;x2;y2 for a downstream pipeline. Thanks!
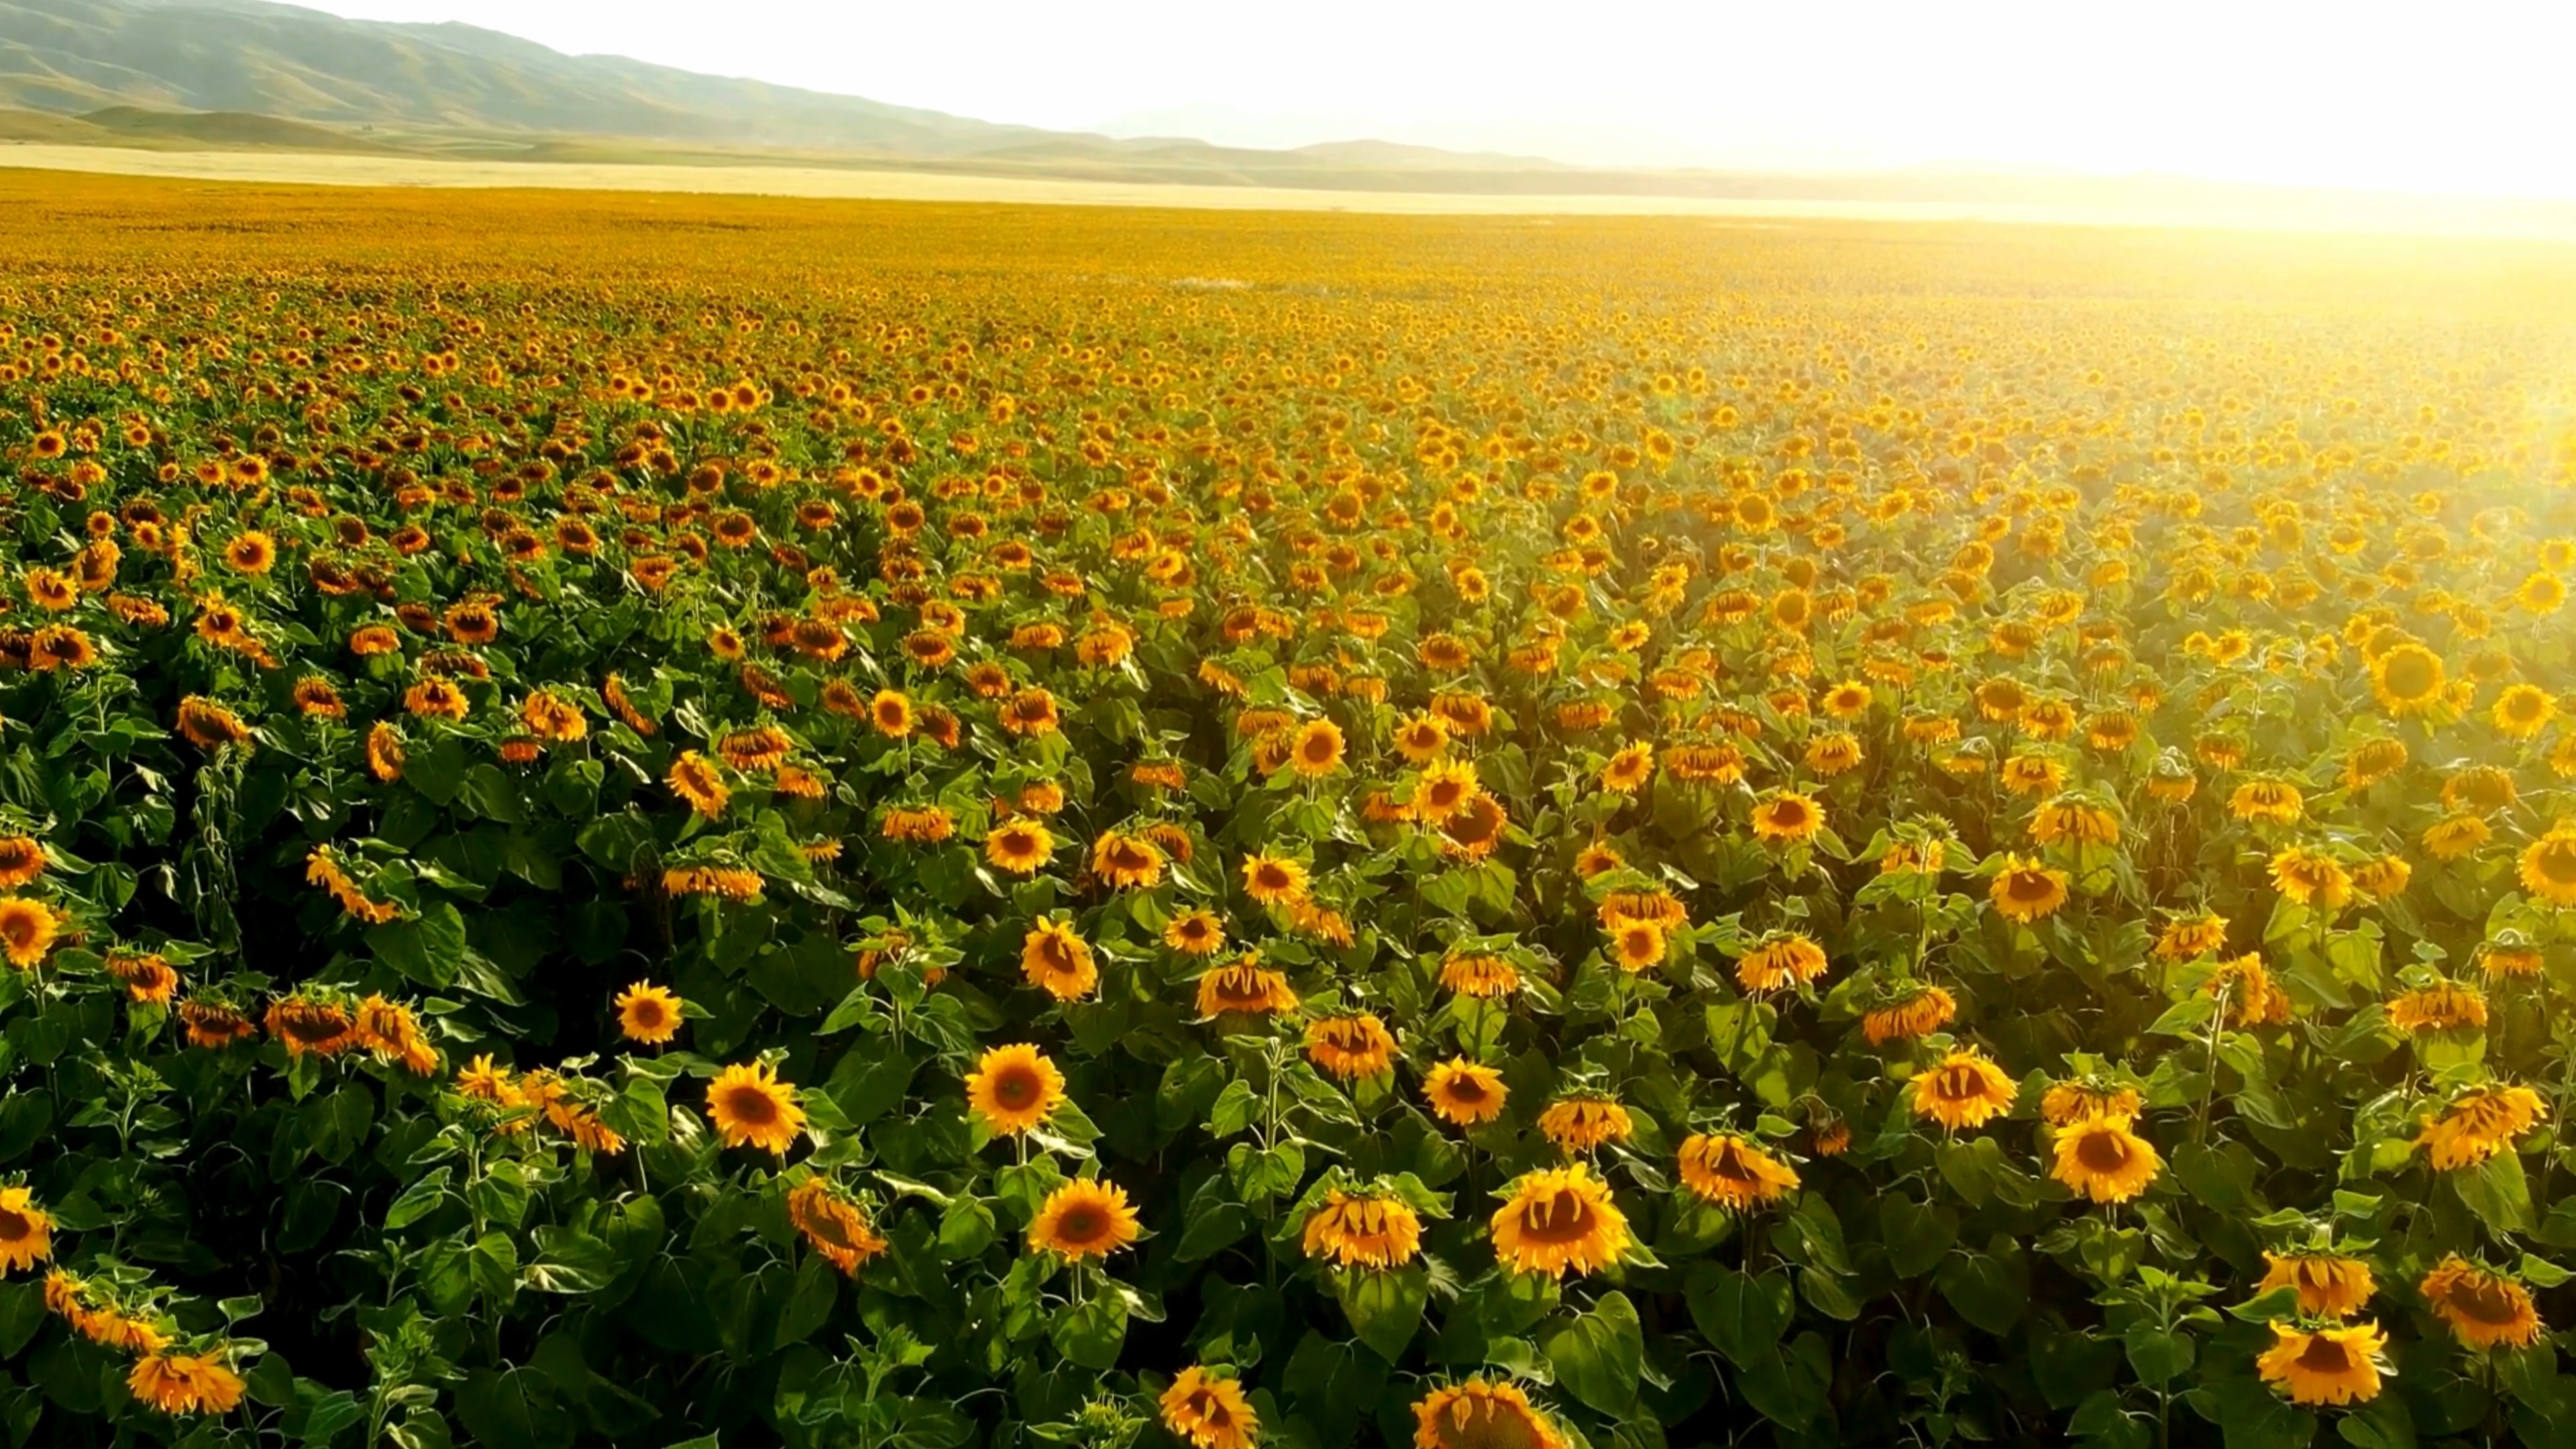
0;0;2569;227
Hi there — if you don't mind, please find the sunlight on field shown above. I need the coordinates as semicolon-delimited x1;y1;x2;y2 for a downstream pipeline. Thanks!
5;170;2576;1446
7;143;2576;241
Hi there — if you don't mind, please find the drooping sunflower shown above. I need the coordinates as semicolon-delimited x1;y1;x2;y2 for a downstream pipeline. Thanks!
1439;952;1522;998
2255;1322;2387;1406
0;1187;52;1274
1027;1179;1140;1260
704;1061;806;1156
1489;1163;1629;1279
666;751;730;819
1988;855;2070;924
786;1177;889;1275
1862;984;1957;1045
2414;1083;2548;1170
1411;1379;1567;1449
1911;1048;2018;1130
1423;1058;1509;1128
964;1042;1067;1136
126;1352;248;1416
1195;959;1299;1018
1161;1366;1259;1449
2259;1252;2375;1319
2385;981;2487;1033
1020;918;1098;1002
1301;1189;1424;1269
2420;1257;2544;1350
2268;847;2353;912
614;982;684;1044
2048;1116;2161;1203
1734;931;1828;993
1676;1132;1801;1210
2039;1081;2143;1128
1537;1095;1633;1154
1304;1014;1397;1081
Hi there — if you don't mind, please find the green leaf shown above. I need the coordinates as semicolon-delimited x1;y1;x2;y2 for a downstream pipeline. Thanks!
1335;1266;1429;1363
2121;1323;2194;1386
1685;1265;1790;1369
2455;1153;2535;1237
1935;1238;2030;1336
522;1226;617;1293
384;1167;451;1230
1880;1193;1959;1279
772;1253;839;1348
1049;1292;1129;1371
453;1367;570;1449
1546;1290;1644;1415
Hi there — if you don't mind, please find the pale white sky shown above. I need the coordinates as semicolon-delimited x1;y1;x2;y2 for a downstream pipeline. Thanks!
302;1;2576;197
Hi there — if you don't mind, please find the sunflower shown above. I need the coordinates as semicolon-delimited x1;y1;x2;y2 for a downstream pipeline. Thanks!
1677;1132;1801;1210
1538;1095;1633;1153
2039;1081;2143;1127
1305;1014;1397;1081
868;688;915;738
704;1061;806;1155
1027;1179;1140;1260
787;1177;889;1275
1599;743;1655;794
1196;959;1299;1018
1911;1049;2018;1130
1020;918;1097;1002
1750;791;1824;846
986;818;1057;876
964;1042;1067;1136
0;838;44;890
1240;853;1309;906
614;982;683;1044
1090;830;1167;890
1161;1367;1259;1449
2342;737;2409;790
1735;931;1828;993
1423;1058;1509;1126
174;696;251;749
2422;811;2491;862
126;1352;247;1415
2420;1256;2544;1350
2152;911;2231;965
2414;1083;2548;1170
1301;1189;1424;1269
404;678;471;721
2228;780;2305;825
2517;826;2576;906
666;751;730;819
2268;847;2352;912
1410;759;1482;823
2255;1322;2387;1406
1392;712;1450;763
0;897;58;969
1163;909;1227;957
0;1187;52;1274
1289;718;1346;777
2049;1116;2161;1203
1989;855;2070;924
2385;981;2486;1033
1862;984;1957;1045
2369;642;2445;716
2489;683;2555;738
2259;1252;2375;1319
1439;794;1511;861
1489;1163;1629;1279
1411;1380;1567;1449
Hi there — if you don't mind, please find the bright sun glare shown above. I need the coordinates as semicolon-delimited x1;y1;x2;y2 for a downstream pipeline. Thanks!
309;0;2576;198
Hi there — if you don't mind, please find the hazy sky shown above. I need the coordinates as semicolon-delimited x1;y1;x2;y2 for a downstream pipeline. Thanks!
304;1;2574;197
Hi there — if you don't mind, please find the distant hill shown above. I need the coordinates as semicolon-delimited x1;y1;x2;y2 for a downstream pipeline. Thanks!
0;0;2567;233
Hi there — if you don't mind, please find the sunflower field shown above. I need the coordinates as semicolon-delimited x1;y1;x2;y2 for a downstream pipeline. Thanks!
3;171;2576;1449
